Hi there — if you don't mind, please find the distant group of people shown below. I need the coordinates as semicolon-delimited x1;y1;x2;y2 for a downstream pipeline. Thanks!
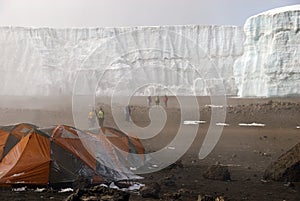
88;105;133;129
88;95;169;129
147;95;168;107
88;107;104;128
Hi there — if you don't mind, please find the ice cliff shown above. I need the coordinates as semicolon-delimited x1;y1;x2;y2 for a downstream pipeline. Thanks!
234;5;300;97
0;5;299;97
0;26;244;96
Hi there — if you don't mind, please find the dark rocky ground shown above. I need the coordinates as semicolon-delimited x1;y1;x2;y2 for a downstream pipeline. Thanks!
0;97;299;200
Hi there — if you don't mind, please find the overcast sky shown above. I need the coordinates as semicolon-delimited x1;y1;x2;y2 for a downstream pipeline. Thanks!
0;0;299;27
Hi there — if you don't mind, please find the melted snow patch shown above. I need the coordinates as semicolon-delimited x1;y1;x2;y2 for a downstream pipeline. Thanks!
109;182;145;191
35;188;46;192
239;123;265;127
12;187;26;192
183;120;206;125
216;123;229;126
59;188;73;193
128;183;145;191
205;105;224;108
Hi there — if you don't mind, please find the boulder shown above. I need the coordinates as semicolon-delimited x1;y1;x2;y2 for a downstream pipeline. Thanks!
264;142;300;182
203;165;231;181
140;182;161;199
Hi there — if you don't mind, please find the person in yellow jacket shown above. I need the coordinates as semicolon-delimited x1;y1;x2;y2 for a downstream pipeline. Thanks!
97;107;104;128
88;107;96;128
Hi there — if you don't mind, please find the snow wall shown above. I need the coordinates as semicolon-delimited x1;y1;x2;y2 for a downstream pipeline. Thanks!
0;5;299;97
234;5;300;97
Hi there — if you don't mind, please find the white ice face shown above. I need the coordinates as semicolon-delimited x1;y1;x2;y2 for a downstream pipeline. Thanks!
0;25;243;97
0;5;298;98
233;5;300;97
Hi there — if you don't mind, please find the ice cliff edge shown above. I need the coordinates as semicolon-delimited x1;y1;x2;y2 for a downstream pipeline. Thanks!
0;25;244;96
0;5;299;97
234;5;300;97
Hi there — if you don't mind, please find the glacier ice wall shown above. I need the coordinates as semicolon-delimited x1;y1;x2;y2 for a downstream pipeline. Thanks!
0;25;244;96
234;5;300;97
1;5;299;98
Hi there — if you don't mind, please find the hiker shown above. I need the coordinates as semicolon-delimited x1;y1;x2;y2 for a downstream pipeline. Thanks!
88;107;96;128
163;95;168;107
125;105;131;121
97;107;104;127
155;96;160;106
147;96;152;107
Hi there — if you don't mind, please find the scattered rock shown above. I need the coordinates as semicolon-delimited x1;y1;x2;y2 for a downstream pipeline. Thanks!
203;165;231;181
162;189;191;201
166;160;184;170
215;161;221;165
197;194;214;201
162;192;181;200
263;142;300;182
72;176;91;190
262;152;271;157
215;196;225;201
140;182;161;199
283;182;295;188
64;186;130;201
197;194;225;201
114;180;133;189
244;177;251;181
162;176;177;187
177;188;190;196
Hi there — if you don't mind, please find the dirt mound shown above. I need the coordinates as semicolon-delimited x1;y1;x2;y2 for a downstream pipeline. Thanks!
264;142;300;182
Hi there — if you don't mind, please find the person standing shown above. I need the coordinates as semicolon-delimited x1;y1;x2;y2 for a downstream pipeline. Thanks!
88;107;96;128
147;96;152;107
97;107;104;127
155;96;160;106
163;94;169;107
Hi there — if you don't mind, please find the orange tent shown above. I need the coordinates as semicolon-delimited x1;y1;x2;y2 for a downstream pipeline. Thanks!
0;123;37;161
102;127;144;156
100;127;145;167
0;124;143;186
0;129;10;160
0;129;50;185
